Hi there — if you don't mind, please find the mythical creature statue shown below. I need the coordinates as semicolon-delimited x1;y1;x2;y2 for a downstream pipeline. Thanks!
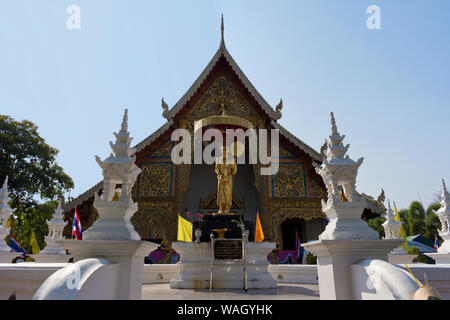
274;98;283;120
161;97;170;119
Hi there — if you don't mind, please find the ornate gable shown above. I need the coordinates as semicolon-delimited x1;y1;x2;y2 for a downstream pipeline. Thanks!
182;71;263;131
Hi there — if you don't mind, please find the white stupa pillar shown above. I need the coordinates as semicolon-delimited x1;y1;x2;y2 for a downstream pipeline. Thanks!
60;109;157;299
36;199;71;262
302;112;401;300
383;199;415;264
426;179;450;264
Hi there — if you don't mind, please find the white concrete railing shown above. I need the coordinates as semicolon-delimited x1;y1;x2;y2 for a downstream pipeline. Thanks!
268;265;318;284
0;262;69;299
142;264;319;285
33;258;118;300
351;259;420;300
143;264;180;284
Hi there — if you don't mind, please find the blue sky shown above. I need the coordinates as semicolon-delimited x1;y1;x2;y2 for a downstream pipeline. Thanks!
0;1;449;210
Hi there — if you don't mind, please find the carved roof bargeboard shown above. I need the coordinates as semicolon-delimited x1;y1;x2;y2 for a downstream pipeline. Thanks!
271;120;321;162
164;43;281;121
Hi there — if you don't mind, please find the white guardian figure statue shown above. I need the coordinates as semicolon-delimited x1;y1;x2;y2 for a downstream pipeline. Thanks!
315;112;378;240
83;109;142;240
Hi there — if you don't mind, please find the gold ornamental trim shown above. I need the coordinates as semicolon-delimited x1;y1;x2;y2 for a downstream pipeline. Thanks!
194;115;253;133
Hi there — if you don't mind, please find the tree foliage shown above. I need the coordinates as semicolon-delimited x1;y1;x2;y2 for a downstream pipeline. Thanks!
5;200;57;253
368;200;442;244
0;115;74;252
367;216;386;239
0;115;74;206
400;201;441;242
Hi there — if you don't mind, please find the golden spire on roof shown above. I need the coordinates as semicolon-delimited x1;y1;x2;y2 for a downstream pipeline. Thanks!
220;14;225;47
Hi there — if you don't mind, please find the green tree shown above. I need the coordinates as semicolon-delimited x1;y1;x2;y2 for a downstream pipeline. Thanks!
0;115;74;251
405;201;426;236
396;201;442;243
423;203;441;241
367;216;386;239
5;200;56;253
368;200;442;246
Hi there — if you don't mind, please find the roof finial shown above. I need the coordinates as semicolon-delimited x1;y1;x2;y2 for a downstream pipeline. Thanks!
443;179;448;195
121;109;128;132
220;14;225;47
330;112;338;135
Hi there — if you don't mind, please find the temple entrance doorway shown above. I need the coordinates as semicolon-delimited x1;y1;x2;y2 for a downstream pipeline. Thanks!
281;218;305;250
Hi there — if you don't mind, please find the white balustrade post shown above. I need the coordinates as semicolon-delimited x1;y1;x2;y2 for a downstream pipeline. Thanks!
302;112;401;300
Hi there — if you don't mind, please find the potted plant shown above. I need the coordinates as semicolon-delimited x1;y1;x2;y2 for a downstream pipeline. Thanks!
231;215;246;239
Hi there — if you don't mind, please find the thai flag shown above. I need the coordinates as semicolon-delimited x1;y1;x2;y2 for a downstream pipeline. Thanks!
294;229;304;264
434;234;440;250
9;235;26;253
72;210;83;240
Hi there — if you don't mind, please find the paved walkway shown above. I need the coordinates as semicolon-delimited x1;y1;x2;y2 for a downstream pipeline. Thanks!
142;283;320;300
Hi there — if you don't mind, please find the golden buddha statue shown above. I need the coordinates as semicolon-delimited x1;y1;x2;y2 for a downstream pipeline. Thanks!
338;185;348;203
215;146;237;214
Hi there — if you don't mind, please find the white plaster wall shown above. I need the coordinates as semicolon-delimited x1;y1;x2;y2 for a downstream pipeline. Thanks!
0;263;68;300
268;264;318;284
143;264;180;284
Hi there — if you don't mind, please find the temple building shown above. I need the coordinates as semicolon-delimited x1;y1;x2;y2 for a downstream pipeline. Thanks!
63;19;337;250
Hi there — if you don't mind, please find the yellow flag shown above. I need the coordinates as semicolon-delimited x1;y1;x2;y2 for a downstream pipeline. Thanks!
255;211;264;243
30;231;40;254
177;215;193;242
393;202;409;251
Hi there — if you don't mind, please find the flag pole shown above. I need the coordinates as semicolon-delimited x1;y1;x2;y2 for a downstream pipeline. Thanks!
405;263;422;288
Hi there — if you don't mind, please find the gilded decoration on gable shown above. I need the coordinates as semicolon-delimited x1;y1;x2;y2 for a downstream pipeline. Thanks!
185;73;259;129
279;145;297;159
311;179;328;199
137;163;173;197
131;199;176;244
147;140;172;159
272;163;306;198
